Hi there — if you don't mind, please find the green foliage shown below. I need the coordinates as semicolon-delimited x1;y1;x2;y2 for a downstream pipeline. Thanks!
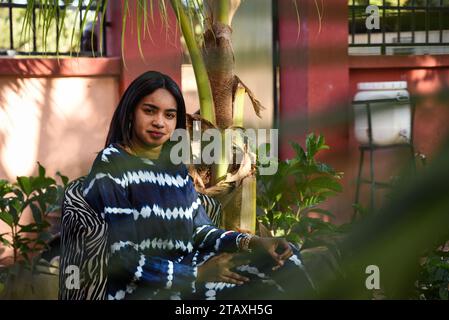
416;248;449;300
256;133;346;248
0;162;67;271
256;134;449;300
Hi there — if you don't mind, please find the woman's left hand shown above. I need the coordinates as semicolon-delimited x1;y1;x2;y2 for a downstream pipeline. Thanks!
249;236;293;271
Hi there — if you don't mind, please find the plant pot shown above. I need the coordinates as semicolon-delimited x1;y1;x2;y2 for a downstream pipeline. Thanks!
0;258;59;300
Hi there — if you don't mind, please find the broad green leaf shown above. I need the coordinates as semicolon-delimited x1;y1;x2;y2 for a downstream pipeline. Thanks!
290;141;307;162
309;177;343;193
283;215;298;226
31;176;56;191
317;134;324;148
29;202;42;224
9;199;21;224
17;176;32;196
38;162;46;178
0;212;13;227
18;223;41;233
273;210;283;220
56;171;69;187
306;133;317;158
316;134;330;152
287;232;302;244
0;235;11;247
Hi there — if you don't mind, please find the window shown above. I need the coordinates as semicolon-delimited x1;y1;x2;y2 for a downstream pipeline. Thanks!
349;0;449;55
0;0;108;57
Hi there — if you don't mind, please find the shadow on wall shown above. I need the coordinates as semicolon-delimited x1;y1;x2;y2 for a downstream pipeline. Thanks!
0;60;119;264
0;65;120;181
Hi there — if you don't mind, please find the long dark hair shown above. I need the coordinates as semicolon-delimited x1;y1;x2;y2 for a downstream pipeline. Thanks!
105;71;186;148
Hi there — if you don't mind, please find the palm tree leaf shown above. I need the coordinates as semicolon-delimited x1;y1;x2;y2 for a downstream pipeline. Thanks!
136;0;146;61
98;0;109;55
68;0;82;56
121;0;129;67
20;0;35;51
292;0;301;42
234;76;265;119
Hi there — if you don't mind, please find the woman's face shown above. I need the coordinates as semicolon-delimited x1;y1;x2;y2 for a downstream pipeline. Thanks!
131;88;178;149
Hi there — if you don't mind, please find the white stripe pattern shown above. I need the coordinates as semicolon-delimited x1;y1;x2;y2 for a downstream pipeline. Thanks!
101;146;120;163
166;261;174;289
104;198;200;221
83;173;120;196
191;252;199;293
83;170;190;196
289;254;302;267
235;233;244;250
214;231;234;251
134;254;146;279
107;282;137;300
193;225;209;238
236;265;267;279
199;228;218;249
124;170;189;188
110;238;194;255
204;281;236;300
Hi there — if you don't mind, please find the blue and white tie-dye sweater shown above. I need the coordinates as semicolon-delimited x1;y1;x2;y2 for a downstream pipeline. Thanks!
83;143;246;300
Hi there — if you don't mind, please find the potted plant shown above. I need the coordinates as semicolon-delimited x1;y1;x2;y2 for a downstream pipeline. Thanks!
0;163;67;299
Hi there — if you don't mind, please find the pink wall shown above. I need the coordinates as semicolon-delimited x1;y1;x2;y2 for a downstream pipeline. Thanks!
278;0;350;161
0;58;121;181
278;0;351;222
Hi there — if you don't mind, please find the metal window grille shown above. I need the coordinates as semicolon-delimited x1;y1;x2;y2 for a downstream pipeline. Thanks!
349;0;449;55
0;0;108;57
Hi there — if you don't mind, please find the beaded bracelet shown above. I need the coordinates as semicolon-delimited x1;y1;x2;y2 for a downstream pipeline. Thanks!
239;233;256;252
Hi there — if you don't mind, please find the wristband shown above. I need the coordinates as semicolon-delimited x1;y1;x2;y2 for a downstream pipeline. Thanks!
239;233;256;252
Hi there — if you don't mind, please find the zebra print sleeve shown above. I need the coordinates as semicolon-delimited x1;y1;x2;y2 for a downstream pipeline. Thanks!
83;170;197;292
197;193;222;227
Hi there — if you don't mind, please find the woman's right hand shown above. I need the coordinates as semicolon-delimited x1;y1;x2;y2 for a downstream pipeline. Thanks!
197;253;250;285
249;236;293;271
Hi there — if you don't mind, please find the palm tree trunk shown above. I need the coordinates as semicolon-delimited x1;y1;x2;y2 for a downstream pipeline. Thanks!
201;1;257;232
203;0;241;129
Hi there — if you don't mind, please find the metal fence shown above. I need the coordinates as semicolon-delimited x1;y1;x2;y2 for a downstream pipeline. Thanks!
349;0;449;55
0;0;107;57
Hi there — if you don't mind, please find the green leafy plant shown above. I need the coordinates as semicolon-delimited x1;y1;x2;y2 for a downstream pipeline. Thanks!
416;246;449;300
0;163;68;272
256;133;346;248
